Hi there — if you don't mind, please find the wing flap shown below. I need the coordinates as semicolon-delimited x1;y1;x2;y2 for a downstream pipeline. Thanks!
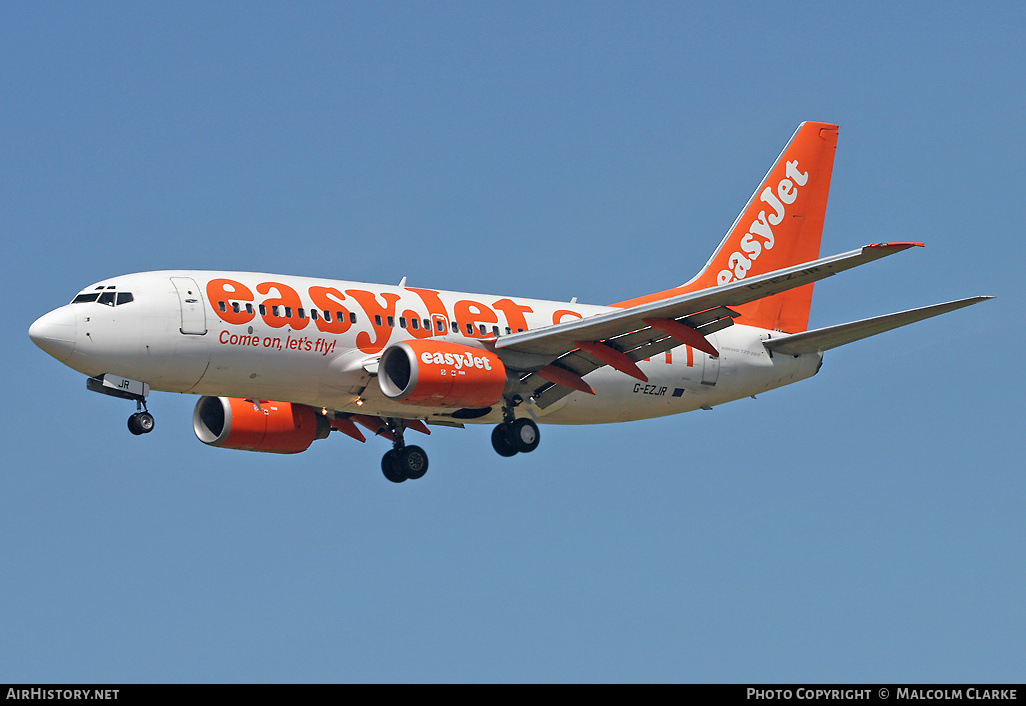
763;297;992;355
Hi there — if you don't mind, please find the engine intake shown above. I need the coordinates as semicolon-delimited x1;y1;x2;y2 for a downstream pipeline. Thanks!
193;396;331;454
379;340;507;408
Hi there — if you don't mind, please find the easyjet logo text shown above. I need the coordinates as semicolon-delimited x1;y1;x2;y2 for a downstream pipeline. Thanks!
206;278;555;356
420;350;494;371
717;159;808;285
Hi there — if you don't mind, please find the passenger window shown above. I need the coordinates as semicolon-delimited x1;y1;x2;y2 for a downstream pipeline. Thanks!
410;318;418;330
437;320;445;332
466;323;474;335
349;312;357;324
423;319;430;331
232;302;241;314
323;310;331;322
375;315;382;326
387;316;395;327
311;309;319;321
259;304;267;316
272;306;280;317
298;308;306;319
219;301;227;312
492;326;500;336
479;324;488;336
284;307;293;318
245;303;254;315
505;327;511;335
400;317;408;328
451;321;458;333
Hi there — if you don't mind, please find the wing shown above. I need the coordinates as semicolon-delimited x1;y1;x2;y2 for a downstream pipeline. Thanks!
495;242;921;408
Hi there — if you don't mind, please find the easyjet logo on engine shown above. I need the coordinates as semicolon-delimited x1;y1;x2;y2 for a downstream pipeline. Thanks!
717;160;809;285
420;351;494;371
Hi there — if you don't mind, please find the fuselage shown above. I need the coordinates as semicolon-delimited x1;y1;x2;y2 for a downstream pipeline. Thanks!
29;270;822;426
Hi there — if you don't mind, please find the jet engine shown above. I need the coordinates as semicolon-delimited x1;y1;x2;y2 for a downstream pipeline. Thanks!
378;340;507;408
193;396;331;454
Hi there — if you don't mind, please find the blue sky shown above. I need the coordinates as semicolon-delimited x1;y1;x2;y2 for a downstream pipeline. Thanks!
2;1;1023;682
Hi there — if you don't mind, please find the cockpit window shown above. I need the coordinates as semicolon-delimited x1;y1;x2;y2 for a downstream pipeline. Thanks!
71;290;134;306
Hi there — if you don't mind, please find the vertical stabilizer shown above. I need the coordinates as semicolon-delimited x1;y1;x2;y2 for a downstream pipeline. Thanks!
615;122;838;333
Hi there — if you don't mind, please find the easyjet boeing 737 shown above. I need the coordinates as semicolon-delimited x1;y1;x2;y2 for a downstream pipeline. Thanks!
29;122;991;482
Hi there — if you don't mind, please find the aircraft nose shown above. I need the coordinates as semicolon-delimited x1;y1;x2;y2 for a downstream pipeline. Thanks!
29;306;77;362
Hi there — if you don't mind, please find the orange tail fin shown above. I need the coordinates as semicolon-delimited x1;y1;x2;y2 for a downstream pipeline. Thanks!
615;121;838;333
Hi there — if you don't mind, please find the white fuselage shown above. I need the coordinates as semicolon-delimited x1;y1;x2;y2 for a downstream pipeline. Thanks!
32;270;822;425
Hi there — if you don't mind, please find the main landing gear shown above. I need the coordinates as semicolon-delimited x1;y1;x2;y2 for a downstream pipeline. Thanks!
380;419;429;484
491;396;540;458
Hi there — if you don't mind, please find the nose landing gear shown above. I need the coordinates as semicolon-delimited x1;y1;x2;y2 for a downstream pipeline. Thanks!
86;374;155;437
127;406;155;435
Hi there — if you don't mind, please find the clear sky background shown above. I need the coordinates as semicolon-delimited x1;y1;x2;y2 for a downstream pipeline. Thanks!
2;1;1023;683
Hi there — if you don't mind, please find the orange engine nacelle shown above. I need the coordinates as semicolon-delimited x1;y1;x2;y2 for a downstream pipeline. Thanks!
193;396;331;454
378;340;507;408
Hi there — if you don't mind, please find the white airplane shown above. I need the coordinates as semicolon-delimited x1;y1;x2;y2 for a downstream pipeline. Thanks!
29;122;990;482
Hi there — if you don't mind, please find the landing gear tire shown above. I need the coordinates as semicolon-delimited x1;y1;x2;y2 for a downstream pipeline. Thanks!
399;445;429;480
491;424;519;457
381;445;429;482
127;411;155;436
508;418;539;454
381;449;406;483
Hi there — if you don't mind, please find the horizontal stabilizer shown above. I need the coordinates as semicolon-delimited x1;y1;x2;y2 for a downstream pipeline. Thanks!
763;296;993;355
